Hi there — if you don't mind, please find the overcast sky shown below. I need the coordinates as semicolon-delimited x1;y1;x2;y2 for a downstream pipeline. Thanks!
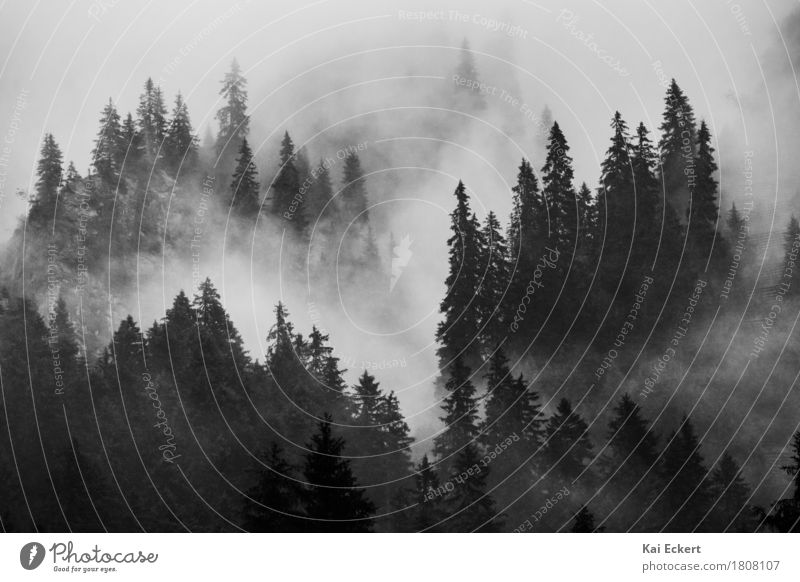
1;0;797;239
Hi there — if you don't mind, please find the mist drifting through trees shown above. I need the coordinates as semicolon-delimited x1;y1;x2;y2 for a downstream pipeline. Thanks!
2;1;800;534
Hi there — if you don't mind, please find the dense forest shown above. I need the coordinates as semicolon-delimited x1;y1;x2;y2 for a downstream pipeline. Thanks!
1;47;800;533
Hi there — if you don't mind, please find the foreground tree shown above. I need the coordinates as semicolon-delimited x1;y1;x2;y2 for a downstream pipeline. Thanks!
303;416;375;532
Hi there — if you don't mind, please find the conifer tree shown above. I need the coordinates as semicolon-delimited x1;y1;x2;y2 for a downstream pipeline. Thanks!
601;393;660;529
136;78;168;161
340;152;369;222
411;455;445;531
541;122;577;256
303;416;375;532
657;416;712;532
92;99;122;184
164;92;198;174
481;347;542;447
658;79;697;216
269;131;306;232
216;58;249;155
598;112;634;261
119;112;142;169
542;398;593;482
576;182;597;246
706;452;755;532
230;138;260;217
436;181;484;366
688;120;723;267
29;133;63;227
572;506;602;532
192;278;249;394
244;443;305;532
476;211;509;352
447;441;501;532
433;356;480;472
505;159;545;340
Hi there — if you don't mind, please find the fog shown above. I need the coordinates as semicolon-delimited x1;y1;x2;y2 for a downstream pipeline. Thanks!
2;0;800;452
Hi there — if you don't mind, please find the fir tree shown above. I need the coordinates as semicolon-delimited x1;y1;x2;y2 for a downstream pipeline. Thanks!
598;112;634;259
476;211;509;352
92;99;122;184
542;398;593;482
164;92;198;174
119;113;143;169
436;181;484;366
411;455;445;531
505;159;545;340
29;133;63;227
216;58;249;155
244;443;305;531
688;120;723;267
447;443;501;532
270;131;306;232
303;416;375;532
230;138;260;217
433;356;480;473
658;79;697;216
541;122;577;256
706;452;755;532
340;152;369;222
481;347;542;447
136;78;168;161
657;416;712;532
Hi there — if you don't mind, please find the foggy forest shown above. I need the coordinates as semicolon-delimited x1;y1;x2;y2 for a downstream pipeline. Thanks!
2;1;800;534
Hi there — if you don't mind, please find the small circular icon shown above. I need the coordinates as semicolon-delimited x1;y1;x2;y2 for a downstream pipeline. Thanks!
20;542;45;570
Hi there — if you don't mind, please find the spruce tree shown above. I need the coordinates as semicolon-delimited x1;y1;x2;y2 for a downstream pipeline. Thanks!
411;455;445;531
164;92;198;174
505;159;545;341
340;152;369;222
269;131;306;232
436;181;484;366
446;442;500;532
244;443;305;531
119;112;143;169
598;112;634;264
230;138;260;217
433;356;480;473
542;398;593;482
541;122;577;257
29;133;63;227
92;99;122;184
657;416;712;532
476;211;510;352
136;78;168;161
216;58;249;155
658;79;697;216
688;120;723;267
481;347;542;448
706;452;755;532
302;416;375;532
